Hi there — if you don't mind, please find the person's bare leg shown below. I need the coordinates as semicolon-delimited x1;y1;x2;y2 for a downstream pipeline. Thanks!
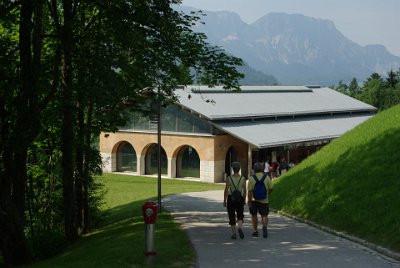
252;215;259;236
262;215;269;238
262;215;269;226
237;219;244;238
230;225;237;239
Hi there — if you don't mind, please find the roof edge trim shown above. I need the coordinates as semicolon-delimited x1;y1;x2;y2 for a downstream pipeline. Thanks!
210;109;376;121
191;89;313;93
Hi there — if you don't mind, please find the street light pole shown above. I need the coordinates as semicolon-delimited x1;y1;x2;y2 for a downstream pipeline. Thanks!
157;87;162;212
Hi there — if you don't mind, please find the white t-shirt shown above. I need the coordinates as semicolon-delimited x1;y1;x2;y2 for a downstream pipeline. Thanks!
264;162;270;173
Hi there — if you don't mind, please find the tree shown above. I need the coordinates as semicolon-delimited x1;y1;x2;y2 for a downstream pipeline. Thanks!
348;78;360;98
336;80;348;94
386;69;399;89
0;0;44;264
382;69;400;109
65;0;244;233
359;73;386;110
357;71;400;111
1;0;243;265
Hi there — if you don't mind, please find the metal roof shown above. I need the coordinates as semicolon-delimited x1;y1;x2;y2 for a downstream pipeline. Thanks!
216;114;373;148
175;85;376;120
171;85;377;148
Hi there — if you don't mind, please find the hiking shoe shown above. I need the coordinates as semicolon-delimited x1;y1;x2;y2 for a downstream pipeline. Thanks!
252;231;259;237
238;228;244;239
231;233;237;240
262;227;268;238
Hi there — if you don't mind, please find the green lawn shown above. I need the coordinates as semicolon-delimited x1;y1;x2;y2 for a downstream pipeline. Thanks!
28;174;223;267
271;104;400;252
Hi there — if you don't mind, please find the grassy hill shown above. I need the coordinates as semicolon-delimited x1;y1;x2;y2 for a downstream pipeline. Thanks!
271;104;400;252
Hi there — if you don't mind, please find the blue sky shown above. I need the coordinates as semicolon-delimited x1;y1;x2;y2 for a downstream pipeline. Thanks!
182;0;400;57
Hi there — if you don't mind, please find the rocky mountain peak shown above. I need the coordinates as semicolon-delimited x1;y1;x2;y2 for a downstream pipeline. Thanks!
183;7;400;85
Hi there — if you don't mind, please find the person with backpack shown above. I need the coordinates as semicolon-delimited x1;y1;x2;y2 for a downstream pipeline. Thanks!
247;162;273;238
223;162;247;239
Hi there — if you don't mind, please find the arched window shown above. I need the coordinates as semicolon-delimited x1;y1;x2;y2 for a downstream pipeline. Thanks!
117;142;137;172
177;146;200;178
145;144;167;175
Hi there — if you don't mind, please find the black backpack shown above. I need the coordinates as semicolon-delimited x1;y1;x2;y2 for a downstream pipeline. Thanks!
252;174;268;201
229;175;243;203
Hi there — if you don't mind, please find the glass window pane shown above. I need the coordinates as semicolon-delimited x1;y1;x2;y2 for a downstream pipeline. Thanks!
133;112;150;131
117;143;137;172
121;105;212;134
180;146;200;178
147;145;167;175
193;116;211;134
178;109;193;133
161;106;177;132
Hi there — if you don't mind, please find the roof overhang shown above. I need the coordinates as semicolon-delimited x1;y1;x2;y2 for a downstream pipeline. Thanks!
215;114;374;149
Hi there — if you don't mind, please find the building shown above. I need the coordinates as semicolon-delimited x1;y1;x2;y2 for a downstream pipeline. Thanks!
99;85;376;182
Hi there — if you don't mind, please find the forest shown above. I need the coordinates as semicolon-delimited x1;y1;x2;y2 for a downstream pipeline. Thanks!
0;0;243;266
333;69;400;111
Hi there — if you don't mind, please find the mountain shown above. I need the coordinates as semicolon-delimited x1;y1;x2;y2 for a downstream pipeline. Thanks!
238;63;278;85
181;7;400;86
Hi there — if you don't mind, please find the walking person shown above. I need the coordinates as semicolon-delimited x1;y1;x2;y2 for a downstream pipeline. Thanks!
223;162;246;239
247;162;273;238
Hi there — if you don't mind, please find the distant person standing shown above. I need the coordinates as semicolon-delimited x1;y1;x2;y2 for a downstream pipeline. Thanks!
247;162;273;238
223;162;247;239
263;159;271;179
270;160;280;179
280;157;288;175
288;161;295;170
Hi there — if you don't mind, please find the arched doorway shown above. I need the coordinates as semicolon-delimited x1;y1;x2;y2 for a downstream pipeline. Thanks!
145;144;167;175
225;146;237;176
177;146;200;178
117;142;137;172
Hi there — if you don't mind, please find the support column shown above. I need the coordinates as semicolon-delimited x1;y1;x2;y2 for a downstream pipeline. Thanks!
111;152;117;172
247;145;253;178
138;155;145;175
168;157;176;178
100;152;112;173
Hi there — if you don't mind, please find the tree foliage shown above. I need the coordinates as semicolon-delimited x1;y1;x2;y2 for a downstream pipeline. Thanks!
0;0;243;265
332;69;400;111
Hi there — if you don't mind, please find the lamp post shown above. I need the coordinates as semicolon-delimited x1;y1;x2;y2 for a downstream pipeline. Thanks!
156;87;162;211
149;86;162;212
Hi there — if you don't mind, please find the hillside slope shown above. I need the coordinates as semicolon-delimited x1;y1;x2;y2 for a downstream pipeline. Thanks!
271;105;400;252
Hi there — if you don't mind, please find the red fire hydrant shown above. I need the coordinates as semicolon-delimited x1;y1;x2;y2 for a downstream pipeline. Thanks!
142;201;158;262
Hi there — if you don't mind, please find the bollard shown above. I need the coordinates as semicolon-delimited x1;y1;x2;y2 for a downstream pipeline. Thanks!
142;201;158;264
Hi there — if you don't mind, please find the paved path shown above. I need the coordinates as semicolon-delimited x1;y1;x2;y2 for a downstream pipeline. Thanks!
163;190;400;268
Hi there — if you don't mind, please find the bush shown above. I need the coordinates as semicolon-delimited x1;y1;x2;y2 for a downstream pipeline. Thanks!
28;229;66;260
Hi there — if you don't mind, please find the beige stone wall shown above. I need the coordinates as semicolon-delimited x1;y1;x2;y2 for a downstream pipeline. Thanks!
99;131;249;183
213;135;249;178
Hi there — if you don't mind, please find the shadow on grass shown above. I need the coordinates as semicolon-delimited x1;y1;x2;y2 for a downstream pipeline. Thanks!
28;196;193;268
